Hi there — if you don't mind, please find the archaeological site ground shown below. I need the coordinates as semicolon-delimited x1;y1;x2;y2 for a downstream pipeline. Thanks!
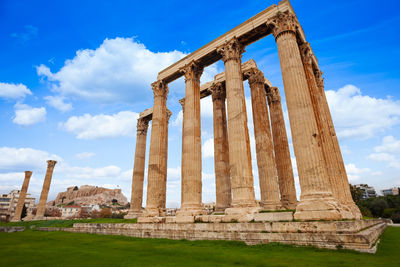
2;0;398;265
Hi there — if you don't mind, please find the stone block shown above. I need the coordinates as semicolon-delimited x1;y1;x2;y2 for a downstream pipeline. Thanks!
253;212;293;222
165;216;194;223
137;216;165;223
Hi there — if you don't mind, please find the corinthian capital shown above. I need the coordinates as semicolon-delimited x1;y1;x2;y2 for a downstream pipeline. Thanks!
136;117;150;135
266;86;281;105
46;160;57;168
217;37;245;63
180;61;203;83
299;42;313;67
151;80;169;98
314;69;324;90
166;109;172;123
268;11;299;39
179;99;185;111
209;82;226;102
245;68;265;86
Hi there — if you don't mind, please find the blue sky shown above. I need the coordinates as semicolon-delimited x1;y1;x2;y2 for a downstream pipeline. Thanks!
1;0;399;207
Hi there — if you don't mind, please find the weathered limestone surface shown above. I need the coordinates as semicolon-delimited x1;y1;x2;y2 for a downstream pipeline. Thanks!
178;61;206;216
269;11;342;220
11;171;32;222
217;37;258;215
246;68;282;210
253;212;293;222
144;81;168;217
126;118;150;219
44;219;388;253
35;160;57;219
161;110;172;209
266;87;297;209
210;82;231;212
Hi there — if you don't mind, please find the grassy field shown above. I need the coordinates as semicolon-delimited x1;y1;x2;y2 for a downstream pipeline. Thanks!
0;224;398;266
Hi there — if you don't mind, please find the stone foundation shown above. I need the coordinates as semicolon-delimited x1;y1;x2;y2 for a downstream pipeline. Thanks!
36;219;388;253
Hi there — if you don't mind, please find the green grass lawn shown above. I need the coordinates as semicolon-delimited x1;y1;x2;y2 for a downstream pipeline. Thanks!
0;225;398;266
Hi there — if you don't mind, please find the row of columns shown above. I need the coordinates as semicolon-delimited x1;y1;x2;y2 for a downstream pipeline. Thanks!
128;10;360;220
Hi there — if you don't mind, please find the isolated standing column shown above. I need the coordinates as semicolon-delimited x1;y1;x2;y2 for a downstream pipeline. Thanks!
217;37;258;213
246;68;282;210
210;82;231;212
269;11;341;220
266;87;297;209
178;61;206;216
35;160;57;219
11;171;32;221
126;117;150;219
144;81;168;217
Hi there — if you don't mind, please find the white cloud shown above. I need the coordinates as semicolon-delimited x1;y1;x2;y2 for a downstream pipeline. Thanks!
345;163;370;182
60;110;139;139
0;82;32;99
44;95;72;112
326;85;400;139
369;135;400;169
75;152;96;159
202;138;214;158
200;97;213;118
13;103;46;126
37;37;186;104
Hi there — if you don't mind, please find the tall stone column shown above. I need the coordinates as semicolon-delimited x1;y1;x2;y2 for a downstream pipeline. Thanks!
210;82;231;212
35;160;57;219
217;37;258;214
266;87;297;209
268;11;342;220
161;110;172;209
314;66;361;219
246;68;282;210
179;99;185;207
178;61;206;216
125;117;150;219
144;81;168;217
11;171;32;221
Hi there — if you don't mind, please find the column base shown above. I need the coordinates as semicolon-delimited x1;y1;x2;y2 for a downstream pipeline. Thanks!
142;208;165;217
294;197;343;221
280;199;298;210
225;206;261;216
10;218;21;222
261;201;285;211
176;205;208;216
340;203;362;220
124;210;142;219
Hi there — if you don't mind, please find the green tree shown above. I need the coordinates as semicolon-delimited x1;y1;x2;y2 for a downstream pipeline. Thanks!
350;184;363;203
369;199;389;217
21;204;27;219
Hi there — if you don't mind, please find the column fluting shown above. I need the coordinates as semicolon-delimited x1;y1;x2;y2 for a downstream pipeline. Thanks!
246;68;282;210
35;160;57;219
210;82;231;212
11;171;32;221
269;11;342;220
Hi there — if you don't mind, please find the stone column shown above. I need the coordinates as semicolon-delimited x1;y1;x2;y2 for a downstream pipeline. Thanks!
210;82;231;212
178;61;206;216
268;11;342;220
144;81;168;217
246;68;282;210
125;117;150;219
179;99;185;207
266;87;297;209
313;65;361;219
217;37;258;214
11;171;32;221
35;160;57;219
161;110;172;210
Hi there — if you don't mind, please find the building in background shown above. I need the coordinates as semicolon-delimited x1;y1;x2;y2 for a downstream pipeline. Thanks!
355;184;377;199
0;190;35;221
61;205;81;218
381;187;400;196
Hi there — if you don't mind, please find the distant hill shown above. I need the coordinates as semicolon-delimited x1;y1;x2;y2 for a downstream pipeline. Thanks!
49;185;128;207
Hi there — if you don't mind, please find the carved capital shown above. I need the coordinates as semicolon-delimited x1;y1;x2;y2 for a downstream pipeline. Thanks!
25;171;32;177
217;37;245;63
166;109;172;122
268;11;299;39
314;69;324;90
245;68;265;87
179;99;185;111
151;80;169;98
209;82;226;102
46;160;57;168
266;86;281;105
180;61;203;83
137;117;150;135
299;42;313;68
